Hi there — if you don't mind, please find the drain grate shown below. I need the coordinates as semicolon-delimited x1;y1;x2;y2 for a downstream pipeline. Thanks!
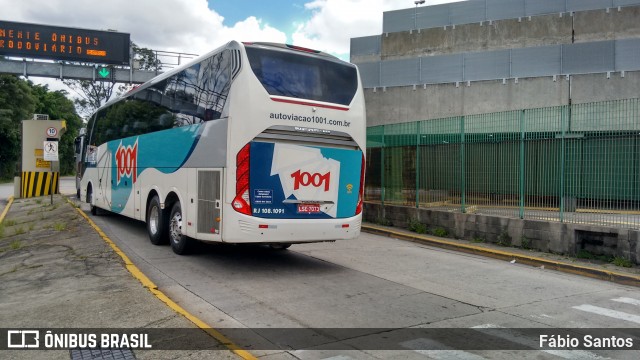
69;348;136;360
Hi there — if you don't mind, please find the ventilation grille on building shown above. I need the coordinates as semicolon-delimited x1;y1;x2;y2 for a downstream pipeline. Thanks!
33;114;49;120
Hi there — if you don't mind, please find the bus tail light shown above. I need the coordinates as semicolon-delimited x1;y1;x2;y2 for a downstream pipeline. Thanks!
233;143;252;215
355;154;365;215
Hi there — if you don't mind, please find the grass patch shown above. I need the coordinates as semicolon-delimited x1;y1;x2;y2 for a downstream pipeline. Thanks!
576;249;614;262
10;240;22;250
4;219;17;226
53;222;66;231
576;249;595;259
0;223;4;238
521;236;532;250
611;257;633;268
472;237;485;243
14;227;26;235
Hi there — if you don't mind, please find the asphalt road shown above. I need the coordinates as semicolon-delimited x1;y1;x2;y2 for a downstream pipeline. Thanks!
84;207;640;360
2;179;640;359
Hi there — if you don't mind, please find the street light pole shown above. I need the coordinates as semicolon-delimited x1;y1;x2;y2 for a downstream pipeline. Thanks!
414;0;426;30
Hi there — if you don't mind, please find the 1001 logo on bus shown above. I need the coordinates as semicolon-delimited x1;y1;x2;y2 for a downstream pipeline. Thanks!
115;140;138;185
291;170;330;191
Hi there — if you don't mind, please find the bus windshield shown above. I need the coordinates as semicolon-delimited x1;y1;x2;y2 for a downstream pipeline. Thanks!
245;45;358;106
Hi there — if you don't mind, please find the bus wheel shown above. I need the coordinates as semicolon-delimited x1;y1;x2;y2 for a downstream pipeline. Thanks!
269;244;291;250
147;195;168;245
87;187;97;216
169;202;192;255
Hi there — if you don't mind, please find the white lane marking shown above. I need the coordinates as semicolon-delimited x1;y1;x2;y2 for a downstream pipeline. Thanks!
573;304;640;325
471;324;609;360
611;297;640;307
401;338;487;360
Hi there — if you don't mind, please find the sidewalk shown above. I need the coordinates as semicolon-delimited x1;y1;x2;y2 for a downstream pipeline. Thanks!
362;223;640;287
0;195;239;360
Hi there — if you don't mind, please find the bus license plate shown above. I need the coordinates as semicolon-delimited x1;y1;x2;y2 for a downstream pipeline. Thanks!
298;204;320;213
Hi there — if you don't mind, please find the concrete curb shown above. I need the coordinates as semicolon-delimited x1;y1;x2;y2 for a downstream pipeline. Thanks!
0;195;14;224
362;224;640;288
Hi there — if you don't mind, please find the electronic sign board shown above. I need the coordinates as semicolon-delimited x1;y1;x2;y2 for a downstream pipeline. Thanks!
0;20;130;65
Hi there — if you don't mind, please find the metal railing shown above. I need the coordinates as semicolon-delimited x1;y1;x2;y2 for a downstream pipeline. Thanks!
366;98;640;229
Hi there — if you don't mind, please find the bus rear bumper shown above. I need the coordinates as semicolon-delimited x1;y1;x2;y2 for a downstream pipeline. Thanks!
221;216;362;244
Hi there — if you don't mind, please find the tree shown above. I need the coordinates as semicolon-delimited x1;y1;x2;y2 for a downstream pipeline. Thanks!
29;83;83;175
62;42;161;118
132;43;162;71
62;77;117;119
0;75;37;179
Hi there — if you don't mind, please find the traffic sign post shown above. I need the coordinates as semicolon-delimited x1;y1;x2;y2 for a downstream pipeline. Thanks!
43;141;59;161
44;140;59;204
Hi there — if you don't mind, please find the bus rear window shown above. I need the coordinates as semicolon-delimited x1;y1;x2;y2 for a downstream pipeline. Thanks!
245;46;358;106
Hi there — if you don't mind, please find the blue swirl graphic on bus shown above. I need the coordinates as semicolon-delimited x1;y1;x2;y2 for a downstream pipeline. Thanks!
108;124;202;213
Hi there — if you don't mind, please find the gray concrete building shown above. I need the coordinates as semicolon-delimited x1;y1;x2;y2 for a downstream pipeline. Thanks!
351;0;640;126
352;0;640;264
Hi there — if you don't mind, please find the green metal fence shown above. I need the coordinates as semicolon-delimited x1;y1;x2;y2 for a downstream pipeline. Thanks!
365;98;640;229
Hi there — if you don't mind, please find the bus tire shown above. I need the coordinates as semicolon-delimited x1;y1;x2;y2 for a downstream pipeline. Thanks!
87;187;98;216
147;195;168;245
269;244;291;250
169;201;192;255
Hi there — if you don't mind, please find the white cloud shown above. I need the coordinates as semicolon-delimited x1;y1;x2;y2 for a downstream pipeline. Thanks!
0;0;287;56
291;0;464;57
1;0;464;58
1;0;462;99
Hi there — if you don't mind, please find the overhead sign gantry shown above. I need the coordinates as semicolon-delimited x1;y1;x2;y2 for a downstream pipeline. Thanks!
0;20;130;65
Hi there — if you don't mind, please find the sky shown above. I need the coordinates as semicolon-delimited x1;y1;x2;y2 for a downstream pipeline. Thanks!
0;0;462;97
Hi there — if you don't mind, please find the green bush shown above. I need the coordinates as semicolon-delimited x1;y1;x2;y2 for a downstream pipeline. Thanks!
431;227;448;237
576;249;595;259
407;218;428;234
497;230;512;246
611;257;633;268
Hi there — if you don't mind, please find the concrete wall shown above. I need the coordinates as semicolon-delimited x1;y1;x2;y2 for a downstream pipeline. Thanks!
364;202;640;264
574;6;640;42
571;71;640;104
381;14;573;61
365;76;570;126
358;6;640;64
364;70;640;126
356;5;640;126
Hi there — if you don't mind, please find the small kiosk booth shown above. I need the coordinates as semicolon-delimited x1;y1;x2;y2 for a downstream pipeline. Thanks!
19;114;66;198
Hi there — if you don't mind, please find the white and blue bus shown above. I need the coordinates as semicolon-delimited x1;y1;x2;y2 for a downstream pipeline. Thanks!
80;41;366;254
